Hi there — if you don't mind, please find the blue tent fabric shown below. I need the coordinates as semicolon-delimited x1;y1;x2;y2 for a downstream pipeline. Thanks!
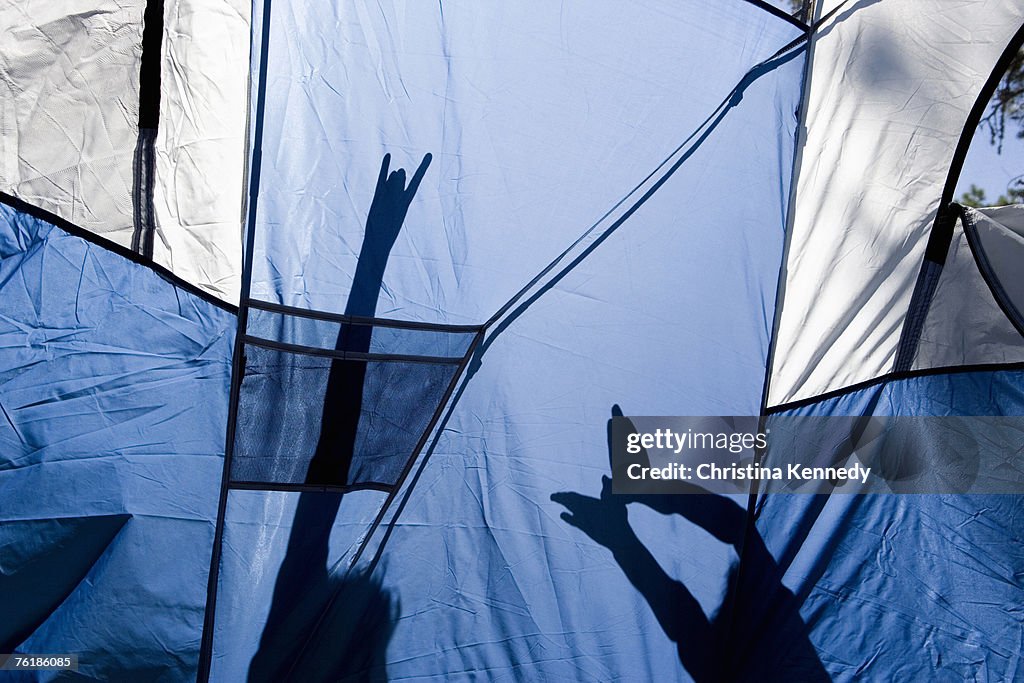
246;0;804;324
208;488;391;680
204;2;808;680
0;201;235;680
756;369;1024;681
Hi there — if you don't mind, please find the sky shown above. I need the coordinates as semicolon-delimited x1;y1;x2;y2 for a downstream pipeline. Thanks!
955;124;1024;202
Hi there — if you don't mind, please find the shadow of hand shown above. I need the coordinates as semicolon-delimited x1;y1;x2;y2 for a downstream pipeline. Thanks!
550;404;743;547
551;475;634;549
364;152;432;252
549;406;830;681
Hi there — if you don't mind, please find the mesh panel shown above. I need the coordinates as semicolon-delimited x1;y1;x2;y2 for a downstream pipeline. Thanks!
232;344;459;486
231;306;476;488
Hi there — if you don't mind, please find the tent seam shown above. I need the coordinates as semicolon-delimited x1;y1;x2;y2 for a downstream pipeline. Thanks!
0;192;237;314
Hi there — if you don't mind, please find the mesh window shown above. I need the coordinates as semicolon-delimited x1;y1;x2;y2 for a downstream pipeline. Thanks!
230;305;477;488
232;344;460;486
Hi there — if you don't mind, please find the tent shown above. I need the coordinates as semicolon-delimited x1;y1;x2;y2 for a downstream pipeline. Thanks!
1;0;1022;679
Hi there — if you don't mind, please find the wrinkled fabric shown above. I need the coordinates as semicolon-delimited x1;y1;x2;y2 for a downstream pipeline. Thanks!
0;202;235;680
0;1;145;237
0;0;249;302
247;0;803;325
5;0;1024;680
153;0;249;301
758;370;1024;681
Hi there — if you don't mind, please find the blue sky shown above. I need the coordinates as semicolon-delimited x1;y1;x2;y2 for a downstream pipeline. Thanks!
956;125;1024;202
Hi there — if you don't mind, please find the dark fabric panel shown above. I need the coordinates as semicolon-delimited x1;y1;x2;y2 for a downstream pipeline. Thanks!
0;515;130;651
893;258;943;372
232;344;456;486
131;127;158;257
138;0;164;130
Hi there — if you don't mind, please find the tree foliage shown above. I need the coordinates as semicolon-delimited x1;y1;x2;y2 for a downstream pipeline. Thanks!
958;182;1024;209
958;49;1024;207
980;49;1024;154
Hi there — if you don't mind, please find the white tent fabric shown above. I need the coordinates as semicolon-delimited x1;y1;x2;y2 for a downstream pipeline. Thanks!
912;206;1024;371
0;0;248;302
0;0;144;239
151;0;249;301
768;0;1024;407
